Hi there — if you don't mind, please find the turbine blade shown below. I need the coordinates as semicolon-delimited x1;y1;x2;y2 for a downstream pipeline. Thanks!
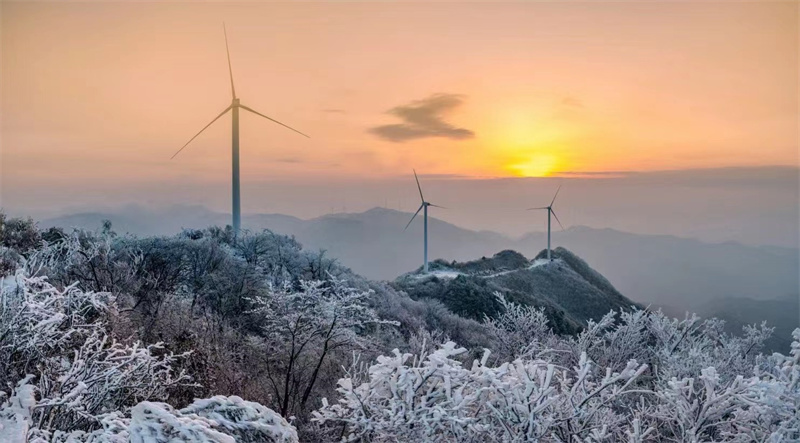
526;206;549;211
223;23;236;100
170;105;232;159
404;204;424;230
239;104;310;138
428;204;446;209
413;169;425;203
551;209;565;230
550;185;562;207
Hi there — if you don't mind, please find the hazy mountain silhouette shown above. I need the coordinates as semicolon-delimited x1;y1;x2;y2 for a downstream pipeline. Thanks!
697;294;798;353
42;205;798;328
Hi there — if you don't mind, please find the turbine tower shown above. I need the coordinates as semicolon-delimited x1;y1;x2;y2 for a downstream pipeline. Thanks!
171;24;309;234
528;185;564;261
404;170;444;273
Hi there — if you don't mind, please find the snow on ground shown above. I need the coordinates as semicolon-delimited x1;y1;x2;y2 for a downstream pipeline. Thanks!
410;258;558;281
482;258;555;279
407;269;465;281
429;270;466;279
0;380;35;443
530;258;552;268
0;390;299;443
0;271;20;293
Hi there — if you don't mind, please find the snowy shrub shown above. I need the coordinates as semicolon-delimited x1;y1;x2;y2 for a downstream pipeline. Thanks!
0;215;41;255
484;292;558;361
316;315;800;442
0;247;23;277
314;341;647;442
0;270;190;435
27;229;120;292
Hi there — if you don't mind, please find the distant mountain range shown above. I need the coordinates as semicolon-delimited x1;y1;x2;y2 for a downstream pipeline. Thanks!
41;205;798;304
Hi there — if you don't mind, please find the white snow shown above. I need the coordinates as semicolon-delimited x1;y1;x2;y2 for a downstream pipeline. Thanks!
482;258;554;279
130;402;236;443
181;395;299;443
430;270;465;279
408;269;465;280
0;271;20;293
0;379;36;443
1;391;299;443
409;258;558;281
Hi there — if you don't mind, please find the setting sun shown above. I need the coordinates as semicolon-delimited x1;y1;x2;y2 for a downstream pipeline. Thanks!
507;153;561;177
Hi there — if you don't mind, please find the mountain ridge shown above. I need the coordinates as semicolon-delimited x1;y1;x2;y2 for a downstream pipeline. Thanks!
40;205;799;307
392;247;641;332
41;205;798;293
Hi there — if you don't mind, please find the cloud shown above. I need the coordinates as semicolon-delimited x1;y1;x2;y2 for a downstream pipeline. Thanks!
369;93;475;142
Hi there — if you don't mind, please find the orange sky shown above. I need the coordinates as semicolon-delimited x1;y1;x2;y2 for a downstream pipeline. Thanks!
1;1;798;188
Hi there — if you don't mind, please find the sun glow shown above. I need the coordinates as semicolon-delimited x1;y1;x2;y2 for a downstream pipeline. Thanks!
506;153;561;177
480;103;572;178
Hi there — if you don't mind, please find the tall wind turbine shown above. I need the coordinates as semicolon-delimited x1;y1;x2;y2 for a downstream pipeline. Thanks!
404;170;444;273
528;186;564;261
170;24;309;234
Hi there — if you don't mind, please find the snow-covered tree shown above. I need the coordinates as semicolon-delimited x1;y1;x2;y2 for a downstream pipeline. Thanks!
249;277;397;417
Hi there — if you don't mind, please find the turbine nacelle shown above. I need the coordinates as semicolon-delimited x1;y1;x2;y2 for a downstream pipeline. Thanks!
404;170;445;230
527;185;564;261
527;185;564;230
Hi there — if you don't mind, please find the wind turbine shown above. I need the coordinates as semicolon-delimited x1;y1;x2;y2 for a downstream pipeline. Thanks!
404;170;444;273
170;24;309;235
528;185;564;261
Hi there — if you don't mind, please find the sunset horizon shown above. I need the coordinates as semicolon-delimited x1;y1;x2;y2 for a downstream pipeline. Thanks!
3;2;797;183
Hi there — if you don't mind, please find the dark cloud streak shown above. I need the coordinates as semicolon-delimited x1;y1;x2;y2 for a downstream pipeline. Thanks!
370;93;475;142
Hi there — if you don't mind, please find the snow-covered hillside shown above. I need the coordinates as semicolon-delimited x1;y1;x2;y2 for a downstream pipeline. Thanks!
394;248;639;330
0;215;798;442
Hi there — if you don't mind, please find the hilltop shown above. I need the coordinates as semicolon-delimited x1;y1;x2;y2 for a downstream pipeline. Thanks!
393;247;640;332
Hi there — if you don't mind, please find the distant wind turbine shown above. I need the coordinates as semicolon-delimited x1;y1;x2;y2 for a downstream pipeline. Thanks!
170;24;309;234
404;170;445;273
528;185;564;261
